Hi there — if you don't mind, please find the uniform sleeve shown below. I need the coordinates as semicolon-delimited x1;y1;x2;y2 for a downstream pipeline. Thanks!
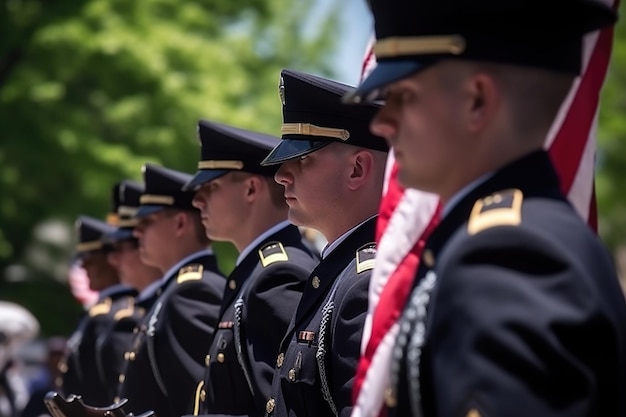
426;225;611;417
330;270;370;417
156;276;223;417
245;262;308;412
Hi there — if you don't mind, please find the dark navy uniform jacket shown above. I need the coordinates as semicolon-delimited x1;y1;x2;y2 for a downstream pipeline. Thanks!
265;217;377;417
118;252;225;417
191;224;318;417
388;150;626;417
60;284;138;406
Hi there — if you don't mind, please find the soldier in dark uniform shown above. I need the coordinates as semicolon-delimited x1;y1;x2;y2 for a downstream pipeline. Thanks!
258;69;389;417
106;180;162;295
117;164;226;417
180;119;318;417
345;0;626;416
94;180;164;405
59;215;138;407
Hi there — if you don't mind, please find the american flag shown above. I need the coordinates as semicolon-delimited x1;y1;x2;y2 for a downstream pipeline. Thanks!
351;1;620;416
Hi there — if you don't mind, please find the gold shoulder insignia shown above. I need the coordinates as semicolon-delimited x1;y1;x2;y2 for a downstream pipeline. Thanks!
356;243;377;274
467;188;523;235
466;409;481;417
113;298;135;321
88;297;112;317
177;264;204;284
259;241;288;267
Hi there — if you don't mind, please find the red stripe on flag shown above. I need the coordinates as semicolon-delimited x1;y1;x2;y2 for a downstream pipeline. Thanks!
549;24;615;194
353;193;440;405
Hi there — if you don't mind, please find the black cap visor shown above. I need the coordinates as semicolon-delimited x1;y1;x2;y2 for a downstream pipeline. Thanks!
342;59;429;104
135;204;167;218
261;139;331;166
104;228;135;244
182;170;229;192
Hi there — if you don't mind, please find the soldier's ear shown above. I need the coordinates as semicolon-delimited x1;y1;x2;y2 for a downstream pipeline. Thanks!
347;150;374;191
245;175;262;201
464;71;500;134
173;211;187;234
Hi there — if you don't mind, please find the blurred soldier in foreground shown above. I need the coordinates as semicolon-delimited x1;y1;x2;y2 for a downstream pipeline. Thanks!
58;215;137;406
345;0;626;415
259;69;388;417
182;119;317;416
117;164;225;417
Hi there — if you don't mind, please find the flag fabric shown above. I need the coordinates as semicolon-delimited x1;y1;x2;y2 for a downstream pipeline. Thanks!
350;2;619;416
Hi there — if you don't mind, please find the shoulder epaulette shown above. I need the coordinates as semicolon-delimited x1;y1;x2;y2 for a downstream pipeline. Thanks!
113;297;135;321
259;241;289;267
88;297;112;317
467;188;523;235
356;243;377;274
177;264;204;284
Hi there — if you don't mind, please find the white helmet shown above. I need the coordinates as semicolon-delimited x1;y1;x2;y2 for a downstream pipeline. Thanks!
0;301;39;370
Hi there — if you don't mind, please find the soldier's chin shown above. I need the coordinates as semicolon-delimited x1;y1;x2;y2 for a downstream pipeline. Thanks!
397;168;423;191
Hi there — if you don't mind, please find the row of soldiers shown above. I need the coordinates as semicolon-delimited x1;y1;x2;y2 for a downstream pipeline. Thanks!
54;0;626;415
57;68;386;417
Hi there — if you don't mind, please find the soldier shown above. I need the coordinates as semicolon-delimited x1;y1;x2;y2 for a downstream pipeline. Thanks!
181;119;318;417
345;0;626;416
91;180;164;404
117;163;225;417
106;180;162;295
59;216;138;407
258;69;388;417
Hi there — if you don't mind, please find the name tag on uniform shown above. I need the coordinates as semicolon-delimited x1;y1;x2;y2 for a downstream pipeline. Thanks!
297;331;316;343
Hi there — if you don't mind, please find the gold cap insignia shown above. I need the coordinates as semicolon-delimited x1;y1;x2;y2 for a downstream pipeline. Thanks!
279;76;286;105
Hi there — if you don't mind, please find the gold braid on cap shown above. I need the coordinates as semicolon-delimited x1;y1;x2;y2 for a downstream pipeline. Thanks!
76;240;103;253
374;35;466;58
197;160;244;170
281;123;350;141
139;194;175;205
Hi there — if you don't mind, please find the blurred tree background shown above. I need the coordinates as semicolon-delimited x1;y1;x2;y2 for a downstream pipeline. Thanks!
0;0;339;336
1;0;626;338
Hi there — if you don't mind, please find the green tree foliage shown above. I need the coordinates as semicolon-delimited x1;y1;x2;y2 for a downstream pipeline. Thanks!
598;17;626;251
0;0;338;335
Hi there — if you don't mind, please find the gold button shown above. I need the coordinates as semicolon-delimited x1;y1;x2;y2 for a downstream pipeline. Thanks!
311;276;320;289
124;352;129;360
423;249;435;268
265;398;275;414
58;362;68;373
288;368;296;382
128;351;136;361
118;374;125;383
217;353;225;363
205;354;211;367
113;396;120;403
276;353;284;368
133;327;139;334
229;280;237;290
200;389;206;402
